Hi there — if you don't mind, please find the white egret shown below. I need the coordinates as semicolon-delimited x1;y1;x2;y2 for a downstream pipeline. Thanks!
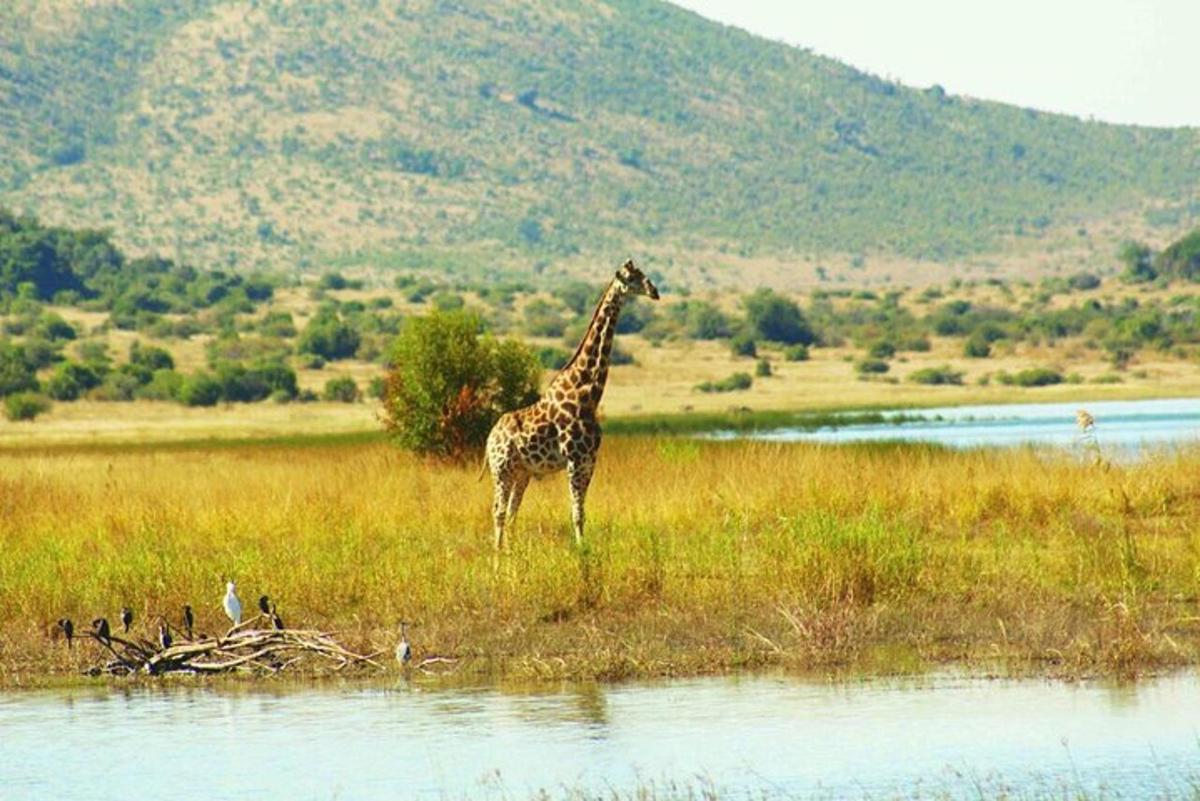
223;580;242;626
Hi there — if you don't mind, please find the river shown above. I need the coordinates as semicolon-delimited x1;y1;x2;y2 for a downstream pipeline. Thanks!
2;672;1199;799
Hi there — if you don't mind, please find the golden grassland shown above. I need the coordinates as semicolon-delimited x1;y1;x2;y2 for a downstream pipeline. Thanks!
2;434;1199;687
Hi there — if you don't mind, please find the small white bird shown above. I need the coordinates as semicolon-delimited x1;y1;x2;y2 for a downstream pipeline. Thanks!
223;580;242;627
395;621;411;668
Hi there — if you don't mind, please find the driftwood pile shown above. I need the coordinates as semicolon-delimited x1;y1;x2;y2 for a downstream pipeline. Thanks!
78;615;384;677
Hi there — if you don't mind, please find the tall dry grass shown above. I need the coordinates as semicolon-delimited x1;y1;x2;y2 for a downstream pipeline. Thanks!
1;436;1198;684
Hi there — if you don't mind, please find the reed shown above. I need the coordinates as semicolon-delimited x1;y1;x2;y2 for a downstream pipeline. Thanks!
1;435;1198;685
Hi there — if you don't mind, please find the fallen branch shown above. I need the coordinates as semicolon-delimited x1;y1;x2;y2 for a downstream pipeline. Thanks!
80;624;382;677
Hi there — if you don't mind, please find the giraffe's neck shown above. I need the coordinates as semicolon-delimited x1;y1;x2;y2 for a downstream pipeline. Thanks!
549;280;626;412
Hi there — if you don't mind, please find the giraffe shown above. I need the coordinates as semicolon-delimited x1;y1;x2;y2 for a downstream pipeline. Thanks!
484;259;660;550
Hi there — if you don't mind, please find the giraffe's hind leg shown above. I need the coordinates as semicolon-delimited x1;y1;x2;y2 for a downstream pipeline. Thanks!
491;469;512;552
506;472;531;530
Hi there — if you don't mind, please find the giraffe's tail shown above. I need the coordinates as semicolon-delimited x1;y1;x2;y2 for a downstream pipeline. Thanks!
477;454;489;482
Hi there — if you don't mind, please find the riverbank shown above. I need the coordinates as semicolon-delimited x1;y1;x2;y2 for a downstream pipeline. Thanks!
2;435;1199;688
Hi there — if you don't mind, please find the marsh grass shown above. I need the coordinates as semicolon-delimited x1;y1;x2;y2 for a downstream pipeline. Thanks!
2;436;1199;686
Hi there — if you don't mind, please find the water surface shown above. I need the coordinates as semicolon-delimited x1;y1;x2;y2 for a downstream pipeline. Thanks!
739;397;1200;453
2;672;1199;799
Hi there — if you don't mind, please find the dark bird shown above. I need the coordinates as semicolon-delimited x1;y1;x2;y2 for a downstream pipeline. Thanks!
270;603;284;631
183;605;194;639
395;621;411;668
92;617;111;643
57;618;74;648
258;595;271;616
120;607;133;633
158;622;172;650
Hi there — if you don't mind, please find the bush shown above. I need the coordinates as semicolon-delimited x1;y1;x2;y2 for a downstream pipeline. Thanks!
297;311;361;361
963;335;991;358
130;341;174;371
908;366;964;385
367;375;387;399
92;372;140;401
534;346;571;370
179;372;222;406
730;333;757;358
783;344;809;361
139;369;184;401
0;340;39;396
4;392;50;421
696;372;753;393
743;289;814;344
1009;367;1064;387
755;358;772;377
45;361;101;400
866;340;895;359
322;376;360;403
382;311;541;458
855;358;890;375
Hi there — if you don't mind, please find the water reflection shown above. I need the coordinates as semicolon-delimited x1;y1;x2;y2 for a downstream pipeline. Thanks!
1;672;1198;800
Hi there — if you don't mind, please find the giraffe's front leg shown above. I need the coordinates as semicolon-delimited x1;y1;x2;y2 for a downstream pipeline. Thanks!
566;457;595;546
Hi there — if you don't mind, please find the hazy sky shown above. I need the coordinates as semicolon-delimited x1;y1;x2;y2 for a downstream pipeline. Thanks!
671;0;1200;128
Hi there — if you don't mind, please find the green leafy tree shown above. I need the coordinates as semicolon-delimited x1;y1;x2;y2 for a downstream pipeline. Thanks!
743;289;814;344
0;340;38;396
297;310;361;360
1155;228;1200;281
383;311;541;458
45;362;102;400
1119;240;1156;283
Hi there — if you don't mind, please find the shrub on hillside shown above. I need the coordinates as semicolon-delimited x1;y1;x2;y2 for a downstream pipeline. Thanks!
855;358;890;375
322;376;360;403
908;366;964;385
4;392;51;421
730;333;757;358
783;344;809;361
382;311;541;458
696;372;753;393
742;289;815;344
963;335;991;358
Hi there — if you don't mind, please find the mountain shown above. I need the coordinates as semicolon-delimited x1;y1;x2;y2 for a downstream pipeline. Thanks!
1;0;1198;286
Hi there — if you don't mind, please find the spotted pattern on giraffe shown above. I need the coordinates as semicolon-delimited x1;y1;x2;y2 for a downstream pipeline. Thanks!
485;259;660;550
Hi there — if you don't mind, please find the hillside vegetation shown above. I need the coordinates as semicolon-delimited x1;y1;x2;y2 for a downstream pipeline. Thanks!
1;0;1198;284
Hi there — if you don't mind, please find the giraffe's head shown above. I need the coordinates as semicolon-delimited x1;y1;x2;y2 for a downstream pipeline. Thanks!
615;259;660;300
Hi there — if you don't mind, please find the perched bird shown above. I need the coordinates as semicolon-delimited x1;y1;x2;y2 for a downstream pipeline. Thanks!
258;595;271;616
120;607;133;634
158;622;172;650
223;581;242;627
183;605;194;639
57;618;74;648
395;621;411;668
92;617;111;644
270;603;284;631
